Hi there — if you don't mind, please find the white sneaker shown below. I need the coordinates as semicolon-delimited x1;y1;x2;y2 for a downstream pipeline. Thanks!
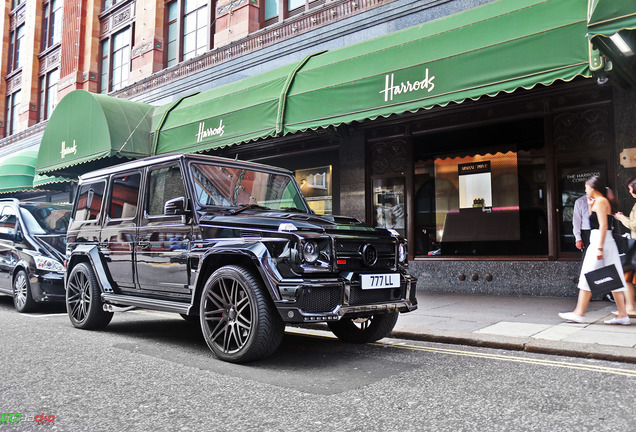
558;312;585;323
604;316;631;325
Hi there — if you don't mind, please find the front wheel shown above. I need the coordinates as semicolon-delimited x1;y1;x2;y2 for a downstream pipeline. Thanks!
200;265;284;363
13;269;37;313
66;263;113;330
328;312;399;343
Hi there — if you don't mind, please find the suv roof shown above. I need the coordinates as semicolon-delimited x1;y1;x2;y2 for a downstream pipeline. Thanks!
78;153;295;180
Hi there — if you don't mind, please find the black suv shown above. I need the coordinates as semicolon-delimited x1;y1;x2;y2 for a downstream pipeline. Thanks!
0;199;71;312
65;154;417;362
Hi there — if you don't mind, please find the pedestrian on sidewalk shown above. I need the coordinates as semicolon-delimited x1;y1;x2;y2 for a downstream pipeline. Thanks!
559;176;631;325
612;175;636;317
573;194;591;252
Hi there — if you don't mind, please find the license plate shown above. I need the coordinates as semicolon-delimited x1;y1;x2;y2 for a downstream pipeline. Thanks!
360;273;400;290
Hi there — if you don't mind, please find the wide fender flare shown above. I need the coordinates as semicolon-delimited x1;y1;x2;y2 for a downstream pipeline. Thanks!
196;242;283;302
66;245;113;293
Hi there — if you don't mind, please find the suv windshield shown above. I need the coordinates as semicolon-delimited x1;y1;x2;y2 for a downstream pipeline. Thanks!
20;204;72;235
190;163;307;212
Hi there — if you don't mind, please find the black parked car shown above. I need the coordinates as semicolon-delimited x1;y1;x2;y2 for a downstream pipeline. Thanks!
65;154;417;363
0;199;71;312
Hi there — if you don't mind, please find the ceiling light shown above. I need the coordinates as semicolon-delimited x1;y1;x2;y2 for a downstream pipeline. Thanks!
610;33;634;56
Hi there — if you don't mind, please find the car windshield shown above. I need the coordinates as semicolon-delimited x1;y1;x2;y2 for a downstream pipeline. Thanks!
190;163;308;212
20;204;72;235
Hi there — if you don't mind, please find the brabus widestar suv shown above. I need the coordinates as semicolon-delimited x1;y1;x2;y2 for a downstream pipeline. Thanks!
65;154;417;363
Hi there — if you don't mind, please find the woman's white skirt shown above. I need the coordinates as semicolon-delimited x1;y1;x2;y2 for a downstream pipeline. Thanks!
578;229;627;292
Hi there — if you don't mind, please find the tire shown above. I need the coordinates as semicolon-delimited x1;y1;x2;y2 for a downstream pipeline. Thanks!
328;312;399;343
66;263;113;330
199;265;284;363
13;269;37;313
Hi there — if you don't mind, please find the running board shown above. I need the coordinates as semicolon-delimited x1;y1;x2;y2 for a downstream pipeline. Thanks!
102;293;191;315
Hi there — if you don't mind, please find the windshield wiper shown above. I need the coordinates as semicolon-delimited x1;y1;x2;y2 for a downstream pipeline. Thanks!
228;203;270;215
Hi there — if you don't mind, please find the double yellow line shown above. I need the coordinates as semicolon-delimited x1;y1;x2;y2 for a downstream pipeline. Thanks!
374;340;636;378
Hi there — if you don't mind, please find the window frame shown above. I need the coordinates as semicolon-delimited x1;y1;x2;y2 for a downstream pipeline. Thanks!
41;0;63;52
5;89;21;136
38;68;59;122
8;23;25;74
164;0;214;67
99;26;133;93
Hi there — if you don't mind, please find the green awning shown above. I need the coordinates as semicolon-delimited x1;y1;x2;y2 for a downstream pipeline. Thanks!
37;90;155;177
588;0;636;37
282;0;592;133
0;149;72;194
151;56;321;155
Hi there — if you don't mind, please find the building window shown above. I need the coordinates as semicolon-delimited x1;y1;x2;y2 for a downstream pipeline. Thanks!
6;90;21;136
39;68;59;122
264;0;322;24
166;0;213;67
100;27;132;93
12;0;25;10
42;0;63;51
8;24;25;73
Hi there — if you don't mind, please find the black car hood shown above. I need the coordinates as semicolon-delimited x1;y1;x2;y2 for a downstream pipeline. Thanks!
33;234;67;260
198;211;386;235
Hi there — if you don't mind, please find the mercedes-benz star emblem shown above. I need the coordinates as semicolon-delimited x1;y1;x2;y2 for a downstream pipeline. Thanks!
361;244;378;267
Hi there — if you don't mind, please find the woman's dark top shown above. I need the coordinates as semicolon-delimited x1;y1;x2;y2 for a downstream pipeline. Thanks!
590;211;611;230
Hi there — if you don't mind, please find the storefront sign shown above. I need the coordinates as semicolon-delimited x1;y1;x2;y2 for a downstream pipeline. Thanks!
195;119;225;143
60;140;77;159
379;68;435;102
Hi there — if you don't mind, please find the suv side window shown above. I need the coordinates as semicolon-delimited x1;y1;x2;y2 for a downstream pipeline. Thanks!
75;182;106;222
108;173;141;220
147;165;186;216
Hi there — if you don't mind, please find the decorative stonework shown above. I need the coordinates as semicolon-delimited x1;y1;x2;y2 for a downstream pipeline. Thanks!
39;47;61;74
553;107;611;153
6;73;22;94
217;0;252;15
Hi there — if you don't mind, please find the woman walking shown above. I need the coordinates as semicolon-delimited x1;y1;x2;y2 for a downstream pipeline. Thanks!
559;176;630;325
612;176;636;316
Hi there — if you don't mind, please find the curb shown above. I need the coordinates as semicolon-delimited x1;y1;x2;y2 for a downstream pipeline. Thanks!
390;328;636;364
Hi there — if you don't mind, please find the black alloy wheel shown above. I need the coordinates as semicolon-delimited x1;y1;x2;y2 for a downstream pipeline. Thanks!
66;263;113;330
13;269;37;313
327;311;399;343
200;265;284;363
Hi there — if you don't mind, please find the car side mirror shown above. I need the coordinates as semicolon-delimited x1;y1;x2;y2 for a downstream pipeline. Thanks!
0;231;15;242
164;196;187;215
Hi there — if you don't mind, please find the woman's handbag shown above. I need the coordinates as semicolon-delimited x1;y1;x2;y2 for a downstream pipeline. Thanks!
584;261;624;296
613;219;636;271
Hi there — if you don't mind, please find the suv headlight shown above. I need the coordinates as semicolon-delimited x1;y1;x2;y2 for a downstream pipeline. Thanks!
398;243;408;264
34;256;64;273
297;237;332;272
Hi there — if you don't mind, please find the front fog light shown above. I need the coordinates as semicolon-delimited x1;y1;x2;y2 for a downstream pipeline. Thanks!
302;241;320;263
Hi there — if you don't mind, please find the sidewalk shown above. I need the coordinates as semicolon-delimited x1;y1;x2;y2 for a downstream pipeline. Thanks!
392;292;636;363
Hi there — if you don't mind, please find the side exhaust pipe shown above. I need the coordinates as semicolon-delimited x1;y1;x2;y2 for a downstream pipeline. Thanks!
103;304;136;313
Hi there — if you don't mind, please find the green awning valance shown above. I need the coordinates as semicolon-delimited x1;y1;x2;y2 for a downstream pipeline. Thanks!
37;90;155;176
0;149;72;194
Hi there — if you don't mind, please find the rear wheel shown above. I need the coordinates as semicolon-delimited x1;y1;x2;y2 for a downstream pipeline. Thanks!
66;263;113;330
200;265;284;363
328;312;399;343
13;269;37;313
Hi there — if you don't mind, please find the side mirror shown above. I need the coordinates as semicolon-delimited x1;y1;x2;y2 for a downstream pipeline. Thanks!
0;231;15;242
164;196;187;215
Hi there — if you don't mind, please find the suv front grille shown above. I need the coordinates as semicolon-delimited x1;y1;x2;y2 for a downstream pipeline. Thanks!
335;240;396;271
349;286;403;305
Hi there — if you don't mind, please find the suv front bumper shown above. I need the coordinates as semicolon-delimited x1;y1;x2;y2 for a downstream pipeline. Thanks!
274;272;417;323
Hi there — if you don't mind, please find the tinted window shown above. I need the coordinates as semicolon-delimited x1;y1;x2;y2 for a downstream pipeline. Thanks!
108;173;141;219
74;182;106;222
20;204;71;234
147;165;185;216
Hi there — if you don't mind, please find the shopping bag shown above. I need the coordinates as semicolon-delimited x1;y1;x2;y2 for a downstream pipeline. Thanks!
620;237;636;271
584;263;624;296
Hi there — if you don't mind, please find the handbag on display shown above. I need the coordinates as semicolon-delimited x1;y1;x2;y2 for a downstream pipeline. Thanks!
584;261;624;296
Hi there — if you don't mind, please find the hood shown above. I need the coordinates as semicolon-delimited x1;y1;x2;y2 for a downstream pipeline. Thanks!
198;210;386;236
32;234;67;261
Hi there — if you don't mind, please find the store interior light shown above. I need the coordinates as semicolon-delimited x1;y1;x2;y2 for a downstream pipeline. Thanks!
610;33;634;56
